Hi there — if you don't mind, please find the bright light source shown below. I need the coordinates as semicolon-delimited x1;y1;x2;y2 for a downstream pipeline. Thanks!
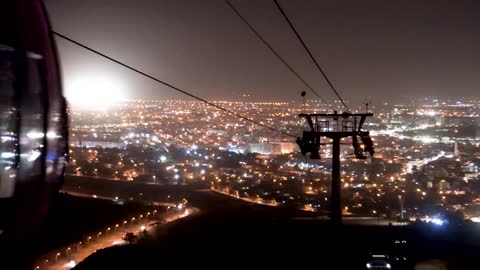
366;263;371;269
386;263;391;269
177;204;183;210
1;152;15;158
140;225;146;231
160;155;167;162
65;260;76;268
471;217;480;223
431;218;444;226
65;75;126;110
26;131;44;139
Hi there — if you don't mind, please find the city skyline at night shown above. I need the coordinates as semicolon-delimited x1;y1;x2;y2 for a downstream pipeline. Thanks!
67;97;480;218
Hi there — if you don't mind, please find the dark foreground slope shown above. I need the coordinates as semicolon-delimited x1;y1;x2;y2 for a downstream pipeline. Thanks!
4;193;153;269
74;191;480;270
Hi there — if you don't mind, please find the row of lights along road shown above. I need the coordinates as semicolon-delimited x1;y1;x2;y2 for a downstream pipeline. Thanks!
35;209;159;270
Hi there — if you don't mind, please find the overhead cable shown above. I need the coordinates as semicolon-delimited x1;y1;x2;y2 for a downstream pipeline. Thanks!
272;0;350;112
53;31;297;138
225;0;334;111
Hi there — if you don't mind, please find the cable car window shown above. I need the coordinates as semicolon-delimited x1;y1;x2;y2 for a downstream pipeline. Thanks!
45;97;68;183
0;45;17;198
18;52;45;181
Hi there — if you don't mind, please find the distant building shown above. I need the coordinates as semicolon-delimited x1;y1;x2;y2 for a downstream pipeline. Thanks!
207;129;228;136
247;143;281;155
278;142;299;153
439;180;450;190
246;142;299;155
73;140;125;149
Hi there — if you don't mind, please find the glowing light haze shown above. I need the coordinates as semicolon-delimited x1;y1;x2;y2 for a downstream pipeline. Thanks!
65;75;127;110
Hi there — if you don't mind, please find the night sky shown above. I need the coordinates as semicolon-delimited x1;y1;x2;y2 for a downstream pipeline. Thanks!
45;0;480;105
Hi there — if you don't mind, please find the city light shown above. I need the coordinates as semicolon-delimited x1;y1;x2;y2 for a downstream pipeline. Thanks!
65;260;76;268
431;218;445;226
64;98;480;229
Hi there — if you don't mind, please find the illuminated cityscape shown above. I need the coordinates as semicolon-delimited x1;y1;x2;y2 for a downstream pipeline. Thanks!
67;98;480;222
4;0;480;269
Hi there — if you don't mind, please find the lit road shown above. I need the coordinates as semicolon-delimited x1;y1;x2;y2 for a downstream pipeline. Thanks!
211;188;278;207
404;151;446;173
60;190;177;208
33;192;198;270
212;188;407;226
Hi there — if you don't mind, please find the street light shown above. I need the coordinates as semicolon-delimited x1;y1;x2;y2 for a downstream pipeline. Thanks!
139;214;143;220
44;259;49;266
66;247;71;255
55;252;61;262
97;232;102;239
115;224;119;231
77;242;82;250
398;195;404;220
87;236;92;243
131;217;136;224
107;227;111;233
123;220;127;226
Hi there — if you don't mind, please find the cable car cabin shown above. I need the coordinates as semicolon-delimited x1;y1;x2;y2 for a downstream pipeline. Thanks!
0;0;68;241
